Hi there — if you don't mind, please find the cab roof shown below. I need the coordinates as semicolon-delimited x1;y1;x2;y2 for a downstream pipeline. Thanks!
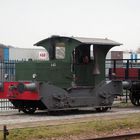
34;35;122;46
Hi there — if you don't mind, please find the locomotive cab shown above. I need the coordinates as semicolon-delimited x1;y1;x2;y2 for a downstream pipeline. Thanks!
32;36;121;88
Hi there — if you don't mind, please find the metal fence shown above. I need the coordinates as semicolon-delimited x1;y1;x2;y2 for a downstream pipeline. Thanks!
0;60;17;111
0;99;14;111
0;59;139;111
0;60;16;82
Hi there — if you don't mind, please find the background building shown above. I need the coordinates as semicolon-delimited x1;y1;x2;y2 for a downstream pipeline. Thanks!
9;47;49;61
0;43;49;61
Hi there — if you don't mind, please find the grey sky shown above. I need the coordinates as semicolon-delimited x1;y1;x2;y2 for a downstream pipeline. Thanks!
0;0;140;51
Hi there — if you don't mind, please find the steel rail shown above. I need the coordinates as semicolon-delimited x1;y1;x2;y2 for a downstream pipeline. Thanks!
85;132;140;140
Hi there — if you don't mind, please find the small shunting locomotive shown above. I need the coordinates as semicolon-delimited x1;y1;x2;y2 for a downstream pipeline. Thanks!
0;36;122;114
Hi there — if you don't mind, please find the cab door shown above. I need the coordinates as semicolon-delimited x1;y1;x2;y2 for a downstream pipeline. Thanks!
72;45;95;86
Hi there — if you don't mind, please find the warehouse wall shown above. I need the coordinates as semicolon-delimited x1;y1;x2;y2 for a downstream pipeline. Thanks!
0;48;4;60
3;48;9;60
0;48;9;61
9;47;49;60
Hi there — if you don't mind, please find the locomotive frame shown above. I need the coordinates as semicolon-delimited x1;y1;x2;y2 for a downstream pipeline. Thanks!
0;36;122;114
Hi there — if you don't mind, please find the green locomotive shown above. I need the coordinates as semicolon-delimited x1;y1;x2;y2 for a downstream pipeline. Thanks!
0;36;122;113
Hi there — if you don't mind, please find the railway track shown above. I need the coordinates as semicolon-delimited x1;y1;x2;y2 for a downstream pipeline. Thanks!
86;132;140;140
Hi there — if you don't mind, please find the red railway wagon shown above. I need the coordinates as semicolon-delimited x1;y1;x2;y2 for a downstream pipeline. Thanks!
109;68;140;80
108;60;140;106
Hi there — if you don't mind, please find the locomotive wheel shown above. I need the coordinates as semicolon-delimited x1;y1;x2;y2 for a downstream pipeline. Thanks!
96;107;108;112
129;92;140;106
22;108;36;114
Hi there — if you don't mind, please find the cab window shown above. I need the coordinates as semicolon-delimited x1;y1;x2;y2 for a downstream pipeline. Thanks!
55;43;65;59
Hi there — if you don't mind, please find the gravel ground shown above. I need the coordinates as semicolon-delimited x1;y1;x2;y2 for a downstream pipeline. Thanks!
0;106;140;130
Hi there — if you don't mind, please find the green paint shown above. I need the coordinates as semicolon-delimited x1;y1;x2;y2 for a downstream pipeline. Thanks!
16;36;117;88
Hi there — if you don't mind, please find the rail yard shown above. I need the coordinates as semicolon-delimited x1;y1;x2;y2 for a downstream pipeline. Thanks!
0;36;140;139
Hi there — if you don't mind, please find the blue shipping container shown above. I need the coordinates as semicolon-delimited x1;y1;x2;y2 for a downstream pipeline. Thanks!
4;48;9;60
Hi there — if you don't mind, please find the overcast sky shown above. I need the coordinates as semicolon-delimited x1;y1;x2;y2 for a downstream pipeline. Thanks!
0;0;140;51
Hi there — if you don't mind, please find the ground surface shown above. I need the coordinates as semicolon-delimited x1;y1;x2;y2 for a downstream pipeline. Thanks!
1;105;140;139
0;106;140;130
